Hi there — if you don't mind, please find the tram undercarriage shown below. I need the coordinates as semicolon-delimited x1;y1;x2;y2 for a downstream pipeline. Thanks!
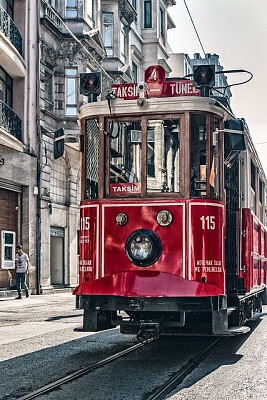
77;288;267;339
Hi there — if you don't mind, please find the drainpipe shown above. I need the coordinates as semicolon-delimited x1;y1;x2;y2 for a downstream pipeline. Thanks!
35;0;42;294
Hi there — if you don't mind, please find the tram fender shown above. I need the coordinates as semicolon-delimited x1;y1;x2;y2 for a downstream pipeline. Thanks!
73;270;224;297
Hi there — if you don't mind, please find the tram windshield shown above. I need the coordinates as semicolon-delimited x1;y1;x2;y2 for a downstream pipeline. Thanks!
84;113;222;200
109;120;142;195
146;119;180;193
108;117;181;195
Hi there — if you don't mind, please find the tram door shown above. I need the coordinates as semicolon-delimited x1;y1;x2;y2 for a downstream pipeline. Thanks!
50;227;65;285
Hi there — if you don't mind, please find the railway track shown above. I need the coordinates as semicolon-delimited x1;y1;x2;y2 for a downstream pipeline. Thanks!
18;337;221;400
17;339;156;400
145;338;221;400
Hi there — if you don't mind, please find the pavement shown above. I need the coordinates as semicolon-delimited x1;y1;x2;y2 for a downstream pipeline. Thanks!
0;286;74;298
0;292;82;346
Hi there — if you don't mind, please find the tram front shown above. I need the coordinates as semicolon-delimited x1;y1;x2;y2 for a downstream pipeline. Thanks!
74;69;233;337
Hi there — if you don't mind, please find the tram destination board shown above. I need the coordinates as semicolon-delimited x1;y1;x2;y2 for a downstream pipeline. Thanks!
112;65;200;100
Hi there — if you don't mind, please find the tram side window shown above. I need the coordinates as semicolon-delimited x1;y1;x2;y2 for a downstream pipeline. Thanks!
109;120;142;193
147;119;180;193
190;114;207;196
250;161;256;214
259;179;264;221
85;119;99;199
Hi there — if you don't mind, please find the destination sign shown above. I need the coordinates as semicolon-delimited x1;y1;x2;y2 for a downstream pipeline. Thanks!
111;65;200;100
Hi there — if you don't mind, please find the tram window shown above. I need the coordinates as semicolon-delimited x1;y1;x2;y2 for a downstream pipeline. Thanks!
109;120;142;195
259;179;264;221
85;119;99;199
190;114;207;197
250;161;256;214
147;119;180;193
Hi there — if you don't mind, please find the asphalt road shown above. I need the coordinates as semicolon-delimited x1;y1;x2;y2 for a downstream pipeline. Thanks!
168;307;267;400
0;293;266;400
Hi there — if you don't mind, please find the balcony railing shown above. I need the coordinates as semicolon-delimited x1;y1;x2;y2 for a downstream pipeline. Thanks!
0;6;23;56
0;100;22;140
42;2;62;32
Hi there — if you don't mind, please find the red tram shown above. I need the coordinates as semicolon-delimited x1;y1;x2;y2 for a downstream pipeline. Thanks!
74;65;267;339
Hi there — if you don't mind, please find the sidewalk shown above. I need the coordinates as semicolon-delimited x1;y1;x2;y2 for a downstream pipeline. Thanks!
0;286;75;299
0;292;82;346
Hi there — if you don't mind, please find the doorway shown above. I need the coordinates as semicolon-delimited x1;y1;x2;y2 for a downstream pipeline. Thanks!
50;227;64;285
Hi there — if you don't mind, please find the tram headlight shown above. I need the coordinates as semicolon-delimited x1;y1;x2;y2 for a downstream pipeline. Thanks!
126;229;162;267
156;210;173;227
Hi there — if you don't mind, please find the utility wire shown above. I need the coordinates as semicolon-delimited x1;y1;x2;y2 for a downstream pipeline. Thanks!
41;0;114;82
183;0;207;59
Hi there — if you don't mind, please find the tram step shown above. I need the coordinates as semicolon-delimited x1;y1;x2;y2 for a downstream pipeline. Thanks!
218;326;250;336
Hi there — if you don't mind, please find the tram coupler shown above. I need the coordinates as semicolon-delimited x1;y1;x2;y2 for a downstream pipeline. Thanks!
137;322;160;342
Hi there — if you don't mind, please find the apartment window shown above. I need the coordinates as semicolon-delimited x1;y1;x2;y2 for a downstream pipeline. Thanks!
159;7;165;38
48;0;56;7
65;0;78;18
65;68;77;116
44;62;54;112
0;66;12;107
132;62;138;83
144;0;152;28
120;22;127;64
87;0;94;19
102;12;113;56
0;0;13;17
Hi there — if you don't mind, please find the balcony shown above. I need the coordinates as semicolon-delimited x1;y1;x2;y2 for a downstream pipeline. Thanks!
0;6;22;55
0;100;21;144
0;6;26;78
41;1;62;33
118;0;137;25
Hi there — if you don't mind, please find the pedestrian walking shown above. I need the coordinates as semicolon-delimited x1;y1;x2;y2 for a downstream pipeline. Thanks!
15;245;29;299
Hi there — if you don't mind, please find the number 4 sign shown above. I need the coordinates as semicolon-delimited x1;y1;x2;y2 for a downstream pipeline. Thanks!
145;65;165;97
145;65;166;83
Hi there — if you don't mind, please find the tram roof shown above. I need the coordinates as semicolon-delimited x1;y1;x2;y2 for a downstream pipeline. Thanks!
78;96;233;121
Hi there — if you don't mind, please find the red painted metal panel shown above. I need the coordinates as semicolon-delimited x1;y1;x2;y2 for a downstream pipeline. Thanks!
78;205;98;282
241;209;251;291
74;199;228;298
241;209;267;291
74;270;223;297
189;202;225;293
102;202;184;278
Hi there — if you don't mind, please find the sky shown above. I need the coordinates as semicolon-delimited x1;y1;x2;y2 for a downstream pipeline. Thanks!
167;0;267;172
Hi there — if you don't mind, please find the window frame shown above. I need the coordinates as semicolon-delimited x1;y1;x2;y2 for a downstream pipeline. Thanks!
102;12;114;56
159;7;165;39
105;114;184;199
43;62;54;113
86;0;94;20
0;66;13;107
120;22;127;64
144;0;152;28
65;67;78;116
0;0;14;18
65;0;78;18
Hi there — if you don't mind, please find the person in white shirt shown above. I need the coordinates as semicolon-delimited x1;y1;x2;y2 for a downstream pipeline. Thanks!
15;245;29;299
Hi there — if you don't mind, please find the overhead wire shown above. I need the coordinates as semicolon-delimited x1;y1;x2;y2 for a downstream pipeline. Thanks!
183;0;207;60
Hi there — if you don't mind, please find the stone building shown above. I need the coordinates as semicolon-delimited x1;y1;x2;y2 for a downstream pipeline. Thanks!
0;1;38;291
0;0;177;294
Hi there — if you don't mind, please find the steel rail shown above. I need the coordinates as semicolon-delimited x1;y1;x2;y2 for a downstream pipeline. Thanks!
18;339;156;400
145;338;221;400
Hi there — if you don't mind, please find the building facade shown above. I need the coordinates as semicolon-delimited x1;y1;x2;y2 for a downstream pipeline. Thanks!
0;0;38;291
0;0;177;294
